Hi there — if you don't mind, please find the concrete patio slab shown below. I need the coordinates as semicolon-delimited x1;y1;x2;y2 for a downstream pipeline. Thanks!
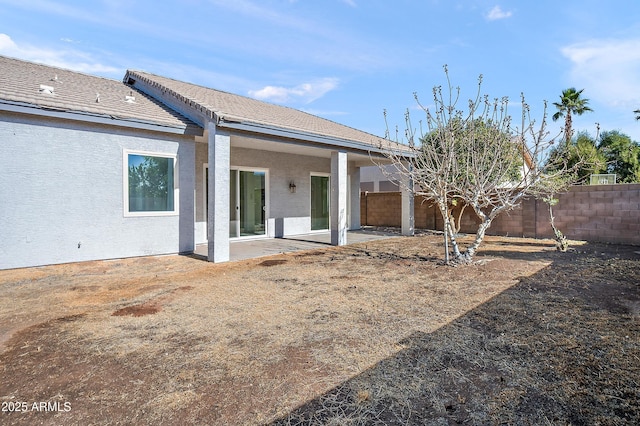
193;228;400;262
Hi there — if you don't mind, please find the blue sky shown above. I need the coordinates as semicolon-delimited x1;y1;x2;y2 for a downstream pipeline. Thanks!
1;0;640;142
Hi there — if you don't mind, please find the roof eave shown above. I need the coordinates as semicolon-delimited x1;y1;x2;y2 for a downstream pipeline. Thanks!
0;100;203;136
217;117;413;158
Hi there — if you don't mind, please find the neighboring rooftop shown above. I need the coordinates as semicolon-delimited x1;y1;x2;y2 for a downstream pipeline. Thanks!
0;55;198;134
125;70;397;150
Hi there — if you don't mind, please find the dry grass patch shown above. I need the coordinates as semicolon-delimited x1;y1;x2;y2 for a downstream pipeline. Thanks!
0;234;638;425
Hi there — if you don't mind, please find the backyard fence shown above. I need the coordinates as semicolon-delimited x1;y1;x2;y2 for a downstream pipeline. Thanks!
360;184;640;246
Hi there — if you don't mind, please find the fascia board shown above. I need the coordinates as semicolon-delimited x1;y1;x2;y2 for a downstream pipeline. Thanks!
0;100;203;136
218;118;414;158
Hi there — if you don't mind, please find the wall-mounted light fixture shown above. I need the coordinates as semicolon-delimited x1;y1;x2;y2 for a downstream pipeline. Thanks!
289;181;297;193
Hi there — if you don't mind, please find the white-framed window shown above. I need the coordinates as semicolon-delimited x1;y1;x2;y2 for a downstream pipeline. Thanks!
124;150;178;216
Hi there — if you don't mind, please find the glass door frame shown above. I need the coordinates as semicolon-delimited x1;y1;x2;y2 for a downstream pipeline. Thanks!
310;172;330;232
230;167;269;240
203;164;269;241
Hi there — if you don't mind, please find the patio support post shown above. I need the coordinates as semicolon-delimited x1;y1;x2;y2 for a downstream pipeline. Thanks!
401;164;415;236
331;150;348;245
349;166;361;230
207;120;231;262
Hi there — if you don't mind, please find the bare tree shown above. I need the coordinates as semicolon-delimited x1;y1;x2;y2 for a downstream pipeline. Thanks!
378;66;577;264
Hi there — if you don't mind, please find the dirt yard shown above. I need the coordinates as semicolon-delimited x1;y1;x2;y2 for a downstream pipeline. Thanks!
0;233;638;425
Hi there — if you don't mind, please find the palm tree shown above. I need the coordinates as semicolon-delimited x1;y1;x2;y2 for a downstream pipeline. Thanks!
634;109;640;120
552;88;593;145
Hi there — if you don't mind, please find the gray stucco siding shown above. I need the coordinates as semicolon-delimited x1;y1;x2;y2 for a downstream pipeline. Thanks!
194;142;360;243
232;146;331;218
0;113;195;269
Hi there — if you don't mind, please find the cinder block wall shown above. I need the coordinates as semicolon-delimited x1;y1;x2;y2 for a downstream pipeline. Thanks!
360;192;401;227
360;184;640;245
542;184;640;245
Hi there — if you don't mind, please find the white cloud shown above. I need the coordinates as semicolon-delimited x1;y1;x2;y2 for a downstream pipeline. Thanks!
248;78;339;104
0;33;120;75
561;38;640;110
0;33;18;51
341;0;357;7
486;5;512;21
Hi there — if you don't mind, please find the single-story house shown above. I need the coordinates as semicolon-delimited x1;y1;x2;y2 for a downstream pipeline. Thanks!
0;55;413;270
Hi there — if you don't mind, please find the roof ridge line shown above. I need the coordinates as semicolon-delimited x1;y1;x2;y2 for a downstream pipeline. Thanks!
124;69;386;140
125;70;215;120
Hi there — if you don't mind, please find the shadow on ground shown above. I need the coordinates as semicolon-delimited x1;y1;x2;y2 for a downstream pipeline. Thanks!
270;242;640;425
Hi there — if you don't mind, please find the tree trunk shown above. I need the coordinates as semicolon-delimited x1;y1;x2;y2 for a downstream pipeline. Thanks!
548;202;568;252
438;201;461;263
449;204;466;234
453;218;492;264
565;111;573;145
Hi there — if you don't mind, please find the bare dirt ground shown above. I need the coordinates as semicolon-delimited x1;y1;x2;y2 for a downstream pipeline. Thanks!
0;233;638;425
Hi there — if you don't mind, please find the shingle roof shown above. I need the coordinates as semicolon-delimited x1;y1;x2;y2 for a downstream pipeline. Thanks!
0;55;198;133
125;70;394;150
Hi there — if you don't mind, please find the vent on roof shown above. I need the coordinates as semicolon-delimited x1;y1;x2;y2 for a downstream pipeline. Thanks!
51;74;58;82
39;84;55;95
96;93;100;103
125;91;136;103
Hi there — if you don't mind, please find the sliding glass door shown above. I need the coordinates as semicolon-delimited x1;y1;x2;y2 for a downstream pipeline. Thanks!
310;175;329;231
229;169;266;238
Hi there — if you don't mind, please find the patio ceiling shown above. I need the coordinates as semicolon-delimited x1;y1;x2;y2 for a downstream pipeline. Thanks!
194;131;393;167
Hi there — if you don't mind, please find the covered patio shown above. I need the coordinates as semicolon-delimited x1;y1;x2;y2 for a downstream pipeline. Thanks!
193;228;400;262
123;70;415;265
